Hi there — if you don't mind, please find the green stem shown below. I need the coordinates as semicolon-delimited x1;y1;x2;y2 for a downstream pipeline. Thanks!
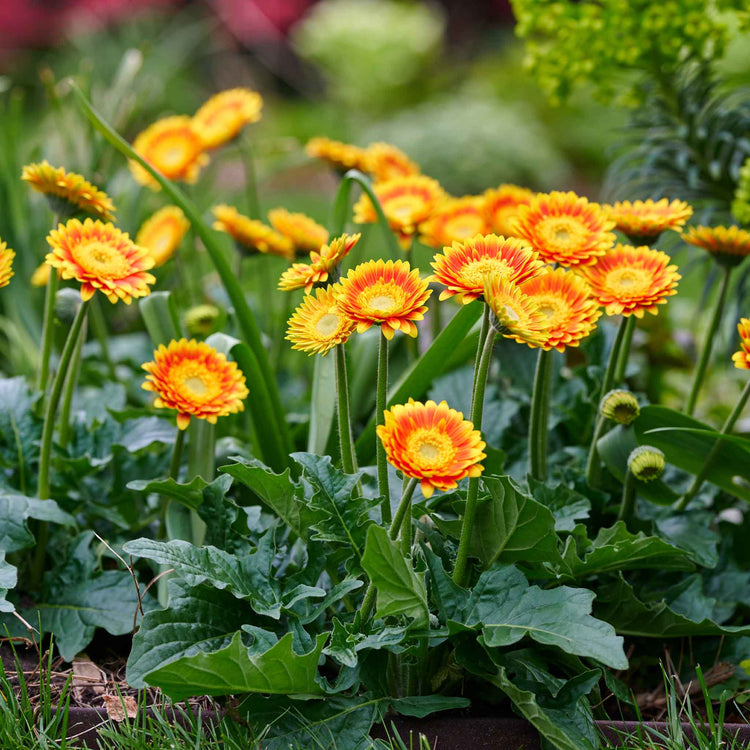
618;470;637;524
335;344;357;475
585;414;608;489
37;255;60;394
528;348;554;482
430;293;443;343
377;330;392;525
614;315;637;384
676;378;750;511
400;476;412;556
89;295;117;381
453;326;497;586
240;134;261;219
159;427;186;605
58;317;87;449
686;265;732;417
168;428;186;481
472;304;490;394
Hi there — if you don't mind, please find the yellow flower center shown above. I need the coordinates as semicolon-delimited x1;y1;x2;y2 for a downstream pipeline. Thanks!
534;295;568;326
606;267;651;297
172;361;221;404
315;311;343;338
502;304;521;323
155;135;193;169
539;217;587;249
184;376;208;396
370;295;396;311
461;259;511;287
387;196;423;224
359;282;406;316
73;241;129;278
406;428;456;469
444;215;484;241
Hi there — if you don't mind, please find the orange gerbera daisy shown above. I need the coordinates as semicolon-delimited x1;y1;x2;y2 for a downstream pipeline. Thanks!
142;339;248;431
363;142;420;183
21;161;116;221
582;244;680;318
430;234;545;305
46;218;155;304
520;268;602;351
305;137;368;173
336;259;431;339
286;284;357;356
192;88;263;149
482;184;534;237
31;261;51;287
268;208;329;255
136;206;190;267
732;318;750;370
483;274;550;347
682;225;750;267
604;198;692;243
377;398;486;499
353;175;445;249
129;116;209;190
212;205;294;260
279;233;360;293
419;197;490;249
512;191;616;267
0;240;15;289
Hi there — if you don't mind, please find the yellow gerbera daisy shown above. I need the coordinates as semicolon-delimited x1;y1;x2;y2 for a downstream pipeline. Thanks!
142;338;249;431
212;205;294;260
286;284;357;356
31;261;51;287
430;234;544;305
682;225;750;267
192;88;263;149
482;274;550;347
482;184;534;237
279;233;361;293
731;318;750;370
305;137;368;173
582;244;680;318
136;206;190;267
0;240;15;289
129;116;209;191
363;142;420;183
512;191;616;267
21;161;116;221
336;259;431;340
377;398;486;499
268;208;329;256
419;197;490;249
604;198;692;243
46;218;155;304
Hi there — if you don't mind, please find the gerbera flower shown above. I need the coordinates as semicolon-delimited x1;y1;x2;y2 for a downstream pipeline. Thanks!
136;206;190;267
582;244;680;318
682;225;750;267
142;338;248;430
604;198;692;243
482;184;534;237
520;268;602;351
731;318;750;370
192;88;263;149
268;208;329;256
0;240;15;289
286;284;357;356
363;142;420;183
482;274;550;347
279;233;360;293
129;116;209;190
305;137;368;173
31;261;51;287
336;259;431;339
21;161;116;221
419;197;490;249
45;218;155;304
430;233;544;305
212;205;294;260
512;191;616;267
353;175;445;249
377;398;486;499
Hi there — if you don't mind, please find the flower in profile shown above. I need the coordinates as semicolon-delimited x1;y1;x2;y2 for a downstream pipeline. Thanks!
279;233;360;293
21;161;116;221
353;175;445;249
129;116;209;190
212;205;294;260
136;206;190;267
628;446;665;482
520;268;601;351
305;137;368;173
482;184;534;237
268;208;329;255
363;142;420;183
430;234;544;305
604;198;692;243
31;261;51;287
142;339;248;430
46;218;155;304
732;318;750;370
336;259;431;339
377;398;486;499
419;197;490;249
483;274;550;347
682;225;750;267
192;88;263;149
286;284;356;356
0;240;15;289
512;191;615;267
600;390;640;425
582;244;680;318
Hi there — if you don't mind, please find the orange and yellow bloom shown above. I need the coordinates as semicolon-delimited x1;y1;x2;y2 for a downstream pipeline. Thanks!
377;398;486;499
142;339;248;430
363;142;420;183
582;244;680;318
0;240;15;289
604;198;692;242
286;285;357;356
483;274;550;347
212;205;294;260
192;88;263;149
682;225;750;267
136;206;190;267
336;259;431;339
45;218;155;304
483;184;534;237
268;208;329;255
419;197;489;249
732;318;750;370
306;137;367;172
279;233;360;293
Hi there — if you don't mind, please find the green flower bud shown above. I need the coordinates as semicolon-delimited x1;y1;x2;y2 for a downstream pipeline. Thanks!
600;389;640;425
628;445;665;482
55;287;83;324
184;304;221;338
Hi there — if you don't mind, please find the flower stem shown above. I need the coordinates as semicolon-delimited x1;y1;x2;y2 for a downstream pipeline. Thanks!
89;295;117;381
676;378;750;511
400;476;412;556
335;343;357;475
430;294;443;343
37;214;60;394
618;469;637;525
528;348;554;482
614;315;637;384
453;326;497;586
169;427;186;481
377;330;391;525
58;317;87;449
472;303;490;394
686;265;732;417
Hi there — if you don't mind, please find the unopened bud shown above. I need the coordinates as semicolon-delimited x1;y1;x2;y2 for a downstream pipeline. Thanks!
601;389;640;425
628;446;665;482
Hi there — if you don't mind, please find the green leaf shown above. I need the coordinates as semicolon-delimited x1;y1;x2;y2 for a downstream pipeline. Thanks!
361;525;428;627
422;546;468;623
127;476;209;510
654;512;719;568
0;377;40;482
0;494;75;553
0;553;17;613
139;291;181;346
307;354;336;455
114;417;176;452
527;478;591;532
323;617;407;668
390;695;471;718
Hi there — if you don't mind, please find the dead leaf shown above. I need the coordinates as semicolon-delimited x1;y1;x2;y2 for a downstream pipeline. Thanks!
71;656;106;702
102;693;138;721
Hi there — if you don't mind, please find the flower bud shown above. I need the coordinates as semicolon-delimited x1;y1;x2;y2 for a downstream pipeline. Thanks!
600;389;640;425
184;304;221;338
628;445;665;482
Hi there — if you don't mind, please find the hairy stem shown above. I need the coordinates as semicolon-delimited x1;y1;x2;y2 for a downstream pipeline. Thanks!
528;348;554;482
377;330;391;524
335;344;357;475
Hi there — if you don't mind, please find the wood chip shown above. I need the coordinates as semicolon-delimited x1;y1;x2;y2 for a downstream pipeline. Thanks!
102;693;138;721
